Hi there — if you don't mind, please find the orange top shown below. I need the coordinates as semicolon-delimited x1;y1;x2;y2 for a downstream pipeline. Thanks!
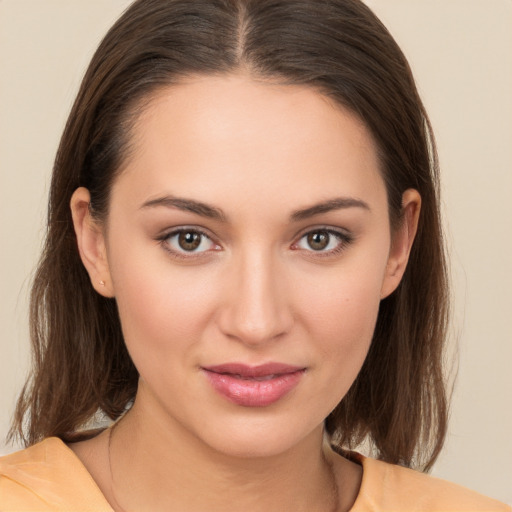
0;437;510;511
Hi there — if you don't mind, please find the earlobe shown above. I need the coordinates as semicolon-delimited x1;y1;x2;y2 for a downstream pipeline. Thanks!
70;187;114;298
380;189;421;299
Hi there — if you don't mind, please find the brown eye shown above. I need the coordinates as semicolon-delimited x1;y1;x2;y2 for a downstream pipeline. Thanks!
306;231;330;251
178;231;202;251
294;229;350;255
163;229;217;255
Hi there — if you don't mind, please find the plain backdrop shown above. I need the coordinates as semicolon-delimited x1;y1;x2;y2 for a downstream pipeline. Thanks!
1;0;511;504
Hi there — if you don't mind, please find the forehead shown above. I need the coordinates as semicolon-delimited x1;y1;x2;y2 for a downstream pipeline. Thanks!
113;73;386;213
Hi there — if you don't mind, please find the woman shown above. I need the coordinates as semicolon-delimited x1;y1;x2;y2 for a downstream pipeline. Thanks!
0;0;509;510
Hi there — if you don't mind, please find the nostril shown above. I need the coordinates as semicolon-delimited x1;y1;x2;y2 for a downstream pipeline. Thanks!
216;257;294;345
217;302;293;346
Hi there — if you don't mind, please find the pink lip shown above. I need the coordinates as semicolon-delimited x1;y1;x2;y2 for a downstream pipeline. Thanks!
202;363;306;407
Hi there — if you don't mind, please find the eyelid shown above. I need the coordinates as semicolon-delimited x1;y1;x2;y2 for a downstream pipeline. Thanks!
156;226;222;259
291;226;354;255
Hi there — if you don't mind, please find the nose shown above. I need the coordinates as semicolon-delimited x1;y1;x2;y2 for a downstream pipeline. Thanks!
217;249;294;347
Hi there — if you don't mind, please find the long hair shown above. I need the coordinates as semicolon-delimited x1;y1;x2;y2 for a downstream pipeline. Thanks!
10;0;449;471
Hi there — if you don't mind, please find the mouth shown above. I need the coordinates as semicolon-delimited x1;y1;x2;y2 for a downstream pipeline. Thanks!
201;363;306;407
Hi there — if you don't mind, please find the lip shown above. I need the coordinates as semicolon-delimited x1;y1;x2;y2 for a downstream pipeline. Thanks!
202;363;306;407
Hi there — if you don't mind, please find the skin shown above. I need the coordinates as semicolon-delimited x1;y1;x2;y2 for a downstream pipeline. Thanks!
70;73;420;512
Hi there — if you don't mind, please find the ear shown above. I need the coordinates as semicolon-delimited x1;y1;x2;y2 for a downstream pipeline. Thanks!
70;187;114;298
380;189;421;299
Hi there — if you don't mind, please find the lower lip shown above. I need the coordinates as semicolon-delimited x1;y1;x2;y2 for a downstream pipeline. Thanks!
203;369;305;407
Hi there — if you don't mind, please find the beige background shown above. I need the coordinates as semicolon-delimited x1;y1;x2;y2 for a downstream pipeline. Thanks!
1;0;511;504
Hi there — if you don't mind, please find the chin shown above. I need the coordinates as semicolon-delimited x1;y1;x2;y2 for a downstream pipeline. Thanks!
188;412;325;460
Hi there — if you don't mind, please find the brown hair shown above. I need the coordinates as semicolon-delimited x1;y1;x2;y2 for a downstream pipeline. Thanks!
10;0;449;471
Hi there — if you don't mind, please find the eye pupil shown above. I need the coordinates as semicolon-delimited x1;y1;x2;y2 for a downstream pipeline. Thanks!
307;231;329;250
178;231;201;251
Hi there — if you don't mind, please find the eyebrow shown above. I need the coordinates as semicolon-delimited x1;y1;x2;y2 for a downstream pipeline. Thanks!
140;195;369;223
140;196;227;221
290;197;370;221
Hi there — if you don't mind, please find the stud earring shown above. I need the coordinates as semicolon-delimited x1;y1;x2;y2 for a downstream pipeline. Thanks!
99;280;106;286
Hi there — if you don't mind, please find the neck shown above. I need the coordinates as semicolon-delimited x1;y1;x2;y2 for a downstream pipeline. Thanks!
108;398;339;512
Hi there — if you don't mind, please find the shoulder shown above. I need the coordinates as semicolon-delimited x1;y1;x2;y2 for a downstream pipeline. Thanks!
0;437;112;511
349;453;511;512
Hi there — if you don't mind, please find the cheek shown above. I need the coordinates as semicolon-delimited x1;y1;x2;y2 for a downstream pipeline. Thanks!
291;254;387;399
295;254;386;344
107;242;221;368
309;279;380;382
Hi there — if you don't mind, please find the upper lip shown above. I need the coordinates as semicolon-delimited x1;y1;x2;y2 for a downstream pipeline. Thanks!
202;363;305;378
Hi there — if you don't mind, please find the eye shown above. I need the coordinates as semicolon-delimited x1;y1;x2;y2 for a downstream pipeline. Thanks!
294;229;350;254
163;229;218;255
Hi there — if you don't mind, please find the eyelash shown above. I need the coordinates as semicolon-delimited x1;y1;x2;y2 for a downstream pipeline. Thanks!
156;227;354;260
292;228;354;257
157;227;220;260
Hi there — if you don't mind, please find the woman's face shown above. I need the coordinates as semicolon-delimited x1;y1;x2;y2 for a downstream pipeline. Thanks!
75;74;417;458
